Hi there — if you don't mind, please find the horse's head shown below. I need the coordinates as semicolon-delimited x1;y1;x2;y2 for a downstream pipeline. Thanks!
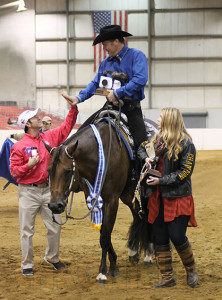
45;141;78;214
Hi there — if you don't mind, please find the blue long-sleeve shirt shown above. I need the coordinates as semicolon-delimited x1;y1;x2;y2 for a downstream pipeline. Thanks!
76;44;148;104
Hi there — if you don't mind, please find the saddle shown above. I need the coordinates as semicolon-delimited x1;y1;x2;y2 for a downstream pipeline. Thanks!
95;114;134;160
98;109;128;124
96;109;158;161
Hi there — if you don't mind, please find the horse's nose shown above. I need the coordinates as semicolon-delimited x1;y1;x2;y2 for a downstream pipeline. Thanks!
48;201;65;214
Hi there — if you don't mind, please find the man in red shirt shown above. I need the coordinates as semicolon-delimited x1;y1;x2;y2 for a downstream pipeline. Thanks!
10;97;78;276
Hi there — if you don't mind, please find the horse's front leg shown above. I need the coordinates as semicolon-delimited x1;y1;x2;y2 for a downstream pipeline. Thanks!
108;243;119;277
96;231;111;283
96;245;108;284
96;199;119;284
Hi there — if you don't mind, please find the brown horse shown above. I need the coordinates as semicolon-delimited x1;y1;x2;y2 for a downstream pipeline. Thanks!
46;116;157;283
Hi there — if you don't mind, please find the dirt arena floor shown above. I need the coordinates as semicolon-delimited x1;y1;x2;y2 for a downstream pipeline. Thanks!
0;150;222;300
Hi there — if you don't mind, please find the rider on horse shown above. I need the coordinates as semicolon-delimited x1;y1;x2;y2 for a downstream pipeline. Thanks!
62;24;150;170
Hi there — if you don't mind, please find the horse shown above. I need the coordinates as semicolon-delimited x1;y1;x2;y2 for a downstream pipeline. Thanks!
45;113;157;284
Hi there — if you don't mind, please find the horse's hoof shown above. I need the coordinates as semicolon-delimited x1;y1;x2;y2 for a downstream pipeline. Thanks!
108;268;120;277
143;260;152;266
96;279;107;284
143;253;153;266
129;253;140;265
96;273;107;284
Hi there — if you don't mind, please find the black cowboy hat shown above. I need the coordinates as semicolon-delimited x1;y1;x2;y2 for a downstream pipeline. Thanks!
93;25;132;46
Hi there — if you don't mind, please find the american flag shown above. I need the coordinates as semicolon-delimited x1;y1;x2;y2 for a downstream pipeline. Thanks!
93;11;128;72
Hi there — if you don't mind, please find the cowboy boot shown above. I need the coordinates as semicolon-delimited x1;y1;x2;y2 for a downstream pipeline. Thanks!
175;239;198;288
153;244;176;288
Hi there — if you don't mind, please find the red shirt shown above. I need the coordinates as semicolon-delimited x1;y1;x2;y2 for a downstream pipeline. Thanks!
10;106;78;185
148;156;197;227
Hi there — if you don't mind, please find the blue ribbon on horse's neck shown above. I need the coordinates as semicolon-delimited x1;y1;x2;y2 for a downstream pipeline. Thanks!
85;124;105;230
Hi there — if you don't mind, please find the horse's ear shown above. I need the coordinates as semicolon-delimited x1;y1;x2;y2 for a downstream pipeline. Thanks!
43;142;52;153
67;140;78;156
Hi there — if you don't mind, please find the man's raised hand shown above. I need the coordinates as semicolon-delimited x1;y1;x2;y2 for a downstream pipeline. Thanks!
62;93;79;107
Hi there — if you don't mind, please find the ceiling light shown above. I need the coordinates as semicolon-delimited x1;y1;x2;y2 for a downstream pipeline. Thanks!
0;0;27;12
16;0;27;12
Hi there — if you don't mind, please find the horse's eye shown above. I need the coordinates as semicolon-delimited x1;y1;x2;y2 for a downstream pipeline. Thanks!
64;169;72;175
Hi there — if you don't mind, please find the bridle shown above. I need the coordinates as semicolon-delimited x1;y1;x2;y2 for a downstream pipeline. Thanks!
51;146;76;225
65;147;76;192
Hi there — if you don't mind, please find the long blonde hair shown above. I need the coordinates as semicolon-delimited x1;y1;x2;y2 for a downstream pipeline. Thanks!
152;108;192;161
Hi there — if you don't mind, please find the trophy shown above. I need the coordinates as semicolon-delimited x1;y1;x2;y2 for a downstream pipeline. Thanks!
94;71;130;103
145;143;161;181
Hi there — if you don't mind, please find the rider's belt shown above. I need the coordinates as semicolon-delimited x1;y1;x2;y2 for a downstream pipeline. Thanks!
28;183;49;188
124;101;141;111
121;96;132;101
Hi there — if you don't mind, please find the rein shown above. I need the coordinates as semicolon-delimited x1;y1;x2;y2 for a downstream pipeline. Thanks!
51;108;113;226
132;163;149;219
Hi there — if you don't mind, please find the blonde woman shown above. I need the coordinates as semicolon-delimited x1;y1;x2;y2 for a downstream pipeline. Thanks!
139;108;198;288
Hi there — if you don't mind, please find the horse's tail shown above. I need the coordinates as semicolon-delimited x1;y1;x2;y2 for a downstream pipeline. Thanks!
127;198;154;254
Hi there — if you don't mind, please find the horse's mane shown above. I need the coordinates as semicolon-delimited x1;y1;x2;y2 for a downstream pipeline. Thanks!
51;125;90;178
51;146;62;179
63;125;89;145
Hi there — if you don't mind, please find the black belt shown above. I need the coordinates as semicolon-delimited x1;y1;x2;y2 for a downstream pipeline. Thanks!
122;101;141;112
28;183;49;188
